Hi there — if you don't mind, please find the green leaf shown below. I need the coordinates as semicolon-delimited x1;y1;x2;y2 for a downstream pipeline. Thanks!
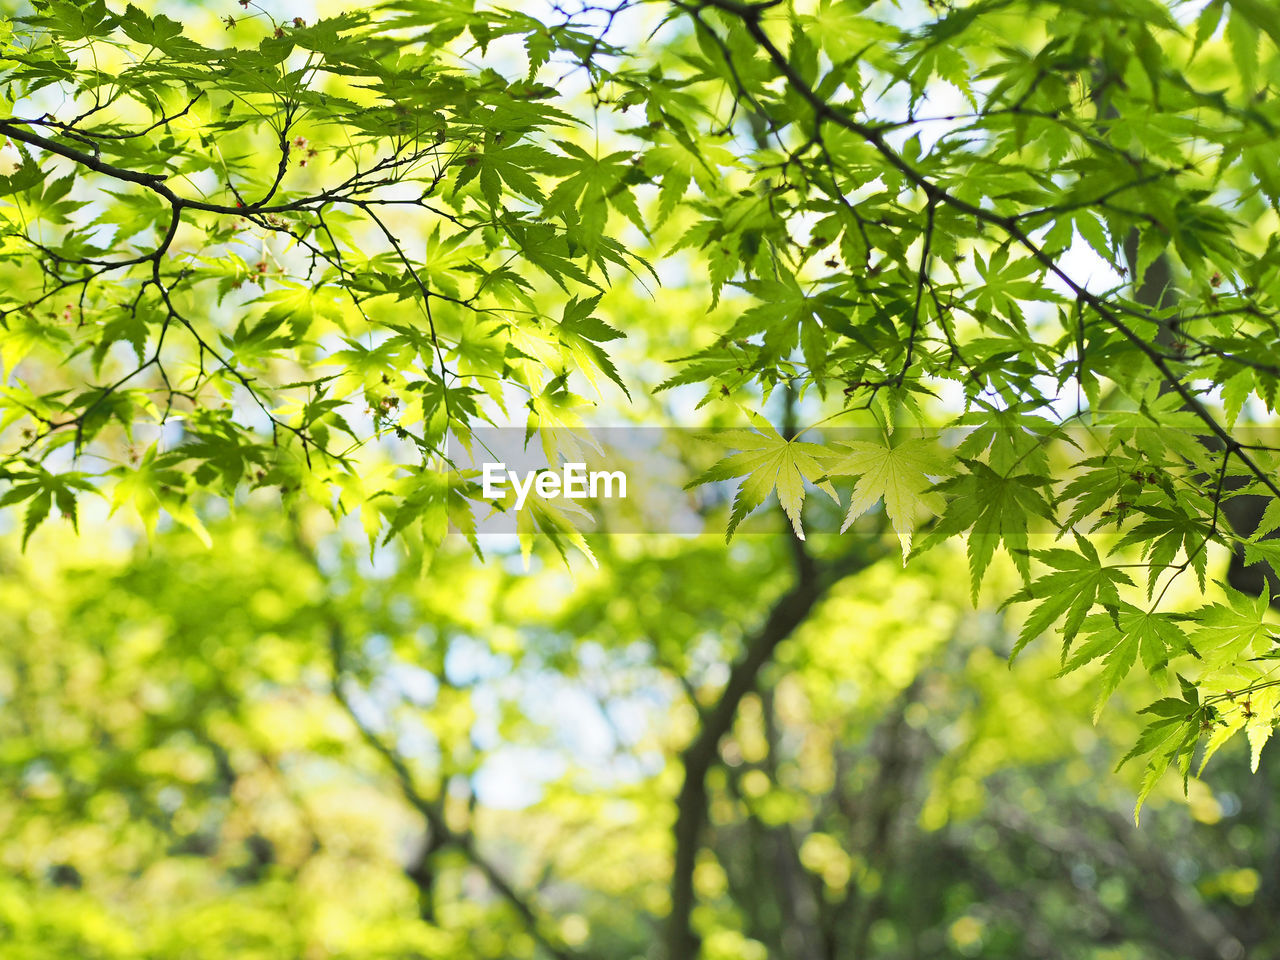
825;433;949;560
688;417;839;540
921;461;1053;603
1004;535;1133;661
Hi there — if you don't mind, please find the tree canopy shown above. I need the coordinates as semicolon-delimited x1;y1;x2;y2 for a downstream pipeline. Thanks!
2;0;1280;957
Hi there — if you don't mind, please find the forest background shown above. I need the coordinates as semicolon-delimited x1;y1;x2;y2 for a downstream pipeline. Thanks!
1;0;1280;958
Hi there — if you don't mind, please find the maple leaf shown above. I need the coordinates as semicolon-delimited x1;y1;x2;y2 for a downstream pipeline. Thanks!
921;461;1055;603
1244;685;1280;773
1059;604;1195;722
688;417;838;540
1113;503;1213;598
1190;582;1274;670
824;434;948;561
1002;535;1134;661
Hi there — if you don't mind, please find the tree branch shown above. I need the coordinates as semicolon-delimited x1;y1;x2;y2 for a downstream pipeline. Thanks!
666;537;885;959
328;624;576;960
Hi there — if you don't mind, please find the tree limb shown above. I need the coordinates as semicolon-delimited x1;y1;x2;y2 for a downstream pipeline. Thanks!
666;538;885;959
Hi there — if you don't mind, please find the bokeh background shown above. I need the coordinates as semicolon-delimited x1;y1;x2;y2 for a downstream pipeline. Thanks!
2;0;1278;958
